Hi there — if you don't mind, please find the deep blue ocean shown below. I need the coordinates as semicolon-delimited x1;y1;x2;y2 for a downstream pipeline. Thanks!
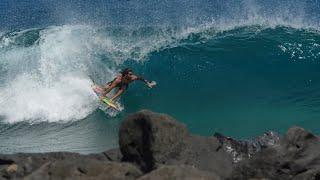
0;0;320;154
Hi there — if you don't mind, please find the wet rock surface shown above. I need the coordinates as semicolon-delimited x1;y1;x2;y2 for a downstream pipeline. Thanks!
214;130;281;163
1;110;320;180
231;127;320;180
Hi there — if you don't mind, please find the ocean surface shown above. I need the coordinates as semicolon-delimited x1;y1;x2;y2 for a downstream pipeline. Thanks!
0;0;320;154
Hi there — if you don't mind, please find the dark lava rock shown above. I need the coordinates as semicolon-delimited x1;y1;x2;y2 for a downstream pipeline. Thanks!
25;161;142;180
101;148;123;162
231;127;320;180
2;110;320;180
214;131;281;163
0;152;84;178
119;110;189;172
0;152;141;180
119;110;233;178
178;135;233;178
138;165;221;180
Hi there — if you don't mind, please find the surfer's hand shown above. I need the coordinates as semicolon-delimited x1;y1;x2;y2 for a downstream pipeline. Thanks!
147;81;156;88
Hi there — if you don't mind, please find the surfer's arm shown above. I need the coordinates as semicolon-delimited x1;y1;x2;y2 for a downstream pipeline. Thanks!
134;76;148;83
103;77;121;95
134;76;156;88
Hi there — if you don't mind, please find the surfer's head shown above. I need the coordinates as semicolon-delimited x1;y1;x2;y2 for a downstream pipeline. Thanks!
121;68;134;78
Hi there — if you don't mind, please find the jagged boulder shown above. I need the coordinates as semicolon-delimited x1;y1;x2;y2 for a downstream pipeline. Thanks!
119;110;189;172
179;135;233;178
119;110;234;178
214;131;281;163
231;127;320;180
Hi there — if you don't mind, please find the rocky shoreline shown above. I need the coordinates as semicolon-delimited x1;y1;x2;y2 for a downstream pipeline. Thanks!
1;110;320;179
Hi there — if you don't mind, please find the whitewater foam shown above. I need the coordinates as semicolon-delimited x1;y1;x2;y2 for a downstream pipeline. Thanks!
0;75;97;123
0;25;116;123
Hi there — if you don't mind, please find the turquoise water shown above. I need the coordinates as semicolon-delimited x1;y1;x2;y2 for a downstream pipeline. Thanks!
1;0;320;153
122;27;320;137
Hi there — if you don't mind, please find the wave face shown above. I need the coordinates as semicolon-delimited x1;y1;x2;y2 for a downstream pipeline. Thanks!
0;0;320;153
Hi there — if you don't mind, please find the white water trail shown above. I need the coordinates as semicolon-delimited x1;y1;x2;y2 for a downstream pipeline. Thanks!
0;25;114;123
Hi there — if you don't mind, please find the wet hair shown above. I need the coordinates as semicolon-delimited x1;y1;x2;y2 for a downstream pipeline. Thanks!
121;68;133;76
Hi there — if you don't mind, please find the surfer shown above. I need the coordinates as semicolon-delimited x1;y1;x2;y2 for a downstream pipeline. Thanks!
101;68;156;101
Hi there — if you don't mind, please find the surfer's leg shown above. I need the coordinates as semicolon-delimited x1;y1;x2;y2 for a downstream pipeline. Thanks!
110;87;125;101
93;85;104;94
102;83;116;96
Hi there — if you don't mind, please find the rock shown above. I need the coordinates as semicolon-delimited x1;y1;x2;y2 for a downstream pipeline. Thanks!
119;110;189;172
292;168;320;180
2;110;320;180
138;165;221;180
231;127;320;180
6;164;18;173
0;152;115;178
0;152;86;178
0;159;14;165
119;110;234;178
86;152;110;161
179;135;233;178
0;152;141;180
25;161;142;180
214;131;281;163
102;148;123;162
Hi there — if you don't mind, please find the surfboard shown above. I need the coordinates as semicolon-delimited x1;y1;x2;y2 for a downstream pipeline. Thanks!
91;84;120;111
